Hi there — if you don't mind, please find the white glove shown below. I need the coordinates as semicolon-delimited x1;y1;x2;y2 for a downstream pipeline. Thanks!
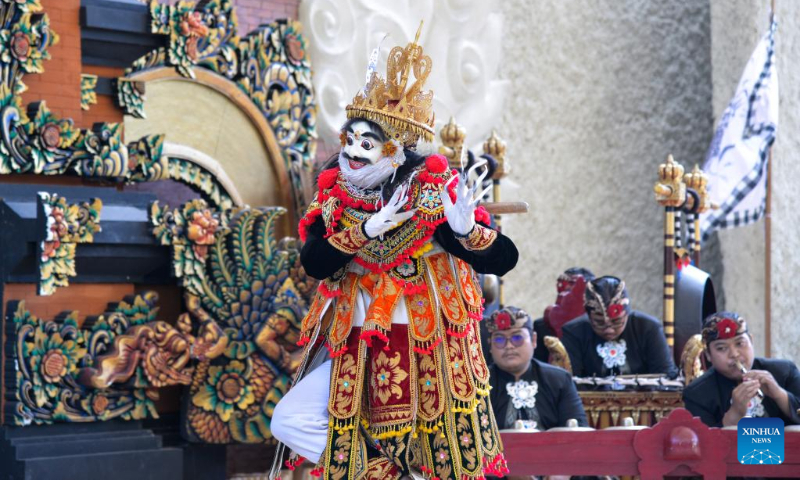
364;184;416;239
441;159;492;235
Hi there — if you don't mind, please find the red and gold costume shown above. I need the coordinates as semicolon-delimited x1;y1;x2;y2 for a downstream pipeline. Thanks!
273;24;517;480
295;154;516;479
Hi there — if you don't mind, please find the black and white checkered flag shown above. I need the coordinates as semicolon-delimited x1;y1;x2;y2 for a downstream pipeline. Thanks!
700;20;778;243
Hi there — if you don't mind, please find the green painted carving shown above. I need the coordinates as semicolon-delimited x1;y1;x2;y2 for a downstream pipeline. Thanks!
80;74;97;111
38;193;103;296
9;290;227;426
150;199;315;443
11;294;158;425
0;2;233;211
117;78;146;119
145;0;237;79
222;20;316;218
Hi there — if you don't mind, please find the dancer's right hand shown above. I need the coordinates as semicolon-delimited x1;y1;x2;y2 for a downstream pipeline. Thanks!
364;184;415;239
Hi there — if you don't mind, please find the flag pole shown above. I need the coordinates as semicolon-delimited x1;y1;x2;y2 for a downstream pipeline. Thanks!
765;0;775;357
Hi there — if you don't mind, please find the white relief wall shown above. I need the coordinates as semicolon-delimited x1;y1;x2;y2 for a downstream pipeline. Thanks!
299;0;508;151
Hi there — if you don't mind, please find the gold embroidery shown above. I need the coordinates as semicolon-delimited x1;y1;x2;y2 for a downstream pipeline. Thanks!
426;253;468;327
328;223;370;254
299;291;325;337
328;273;359;349
371;351;408;405
444;333;476;403
405;285;439;344
455;412;479;474
454;258;483;313
321;195;341;232
329;330;366;419
353;168;448;268
416;347;445;422
456;224;497;251
359;273;403;335
467;319;490;385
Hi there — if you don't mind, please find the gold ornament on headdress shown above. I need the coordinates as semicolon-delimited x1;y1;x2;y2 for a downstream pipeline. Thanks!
346;22;435;146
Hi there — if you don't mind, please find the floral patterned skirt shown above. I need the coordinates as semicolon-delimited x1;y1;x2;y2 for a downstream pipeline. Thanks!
311;321;507;480
294;253;509;479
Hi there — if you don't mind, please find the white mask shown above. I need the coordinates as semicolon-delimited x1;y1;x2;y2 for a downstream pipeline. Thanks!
338;120;405;190
338;152;397;190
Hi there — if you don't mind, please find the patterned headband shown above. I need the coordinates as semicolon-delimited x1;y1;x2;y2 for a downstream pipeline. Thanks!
584;279;631;322
486;307;532;333
702;312;748;345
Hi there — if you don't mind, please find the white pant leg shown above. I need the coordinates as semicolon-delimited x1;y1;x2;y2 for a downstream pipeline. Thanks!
271;359;332;463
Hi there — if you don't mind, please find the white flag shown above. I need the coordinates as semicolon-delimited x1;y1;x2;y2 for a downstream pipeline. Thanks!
700;21;778;243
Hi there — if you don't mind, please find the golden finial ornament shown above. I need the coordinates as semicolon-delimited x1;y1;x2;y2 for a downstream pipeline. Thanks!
654;154;686;208
483;130;508;180
683;164;716;214
438;116;466;169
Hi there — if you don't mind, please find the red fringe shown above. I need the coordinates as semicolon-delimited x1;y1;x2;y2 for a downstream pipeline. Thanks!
474;206;491;225
317;167;340;190
482;453;509;476
329;183;380;211
389;276;426;295
326;342;348;358
413;337;442;355
309;467;324;477
359;329;391;350
417;170;448;185
296;334;311;347
447;323;471;338
284;455;305;471
352;213;447;275
298;208;322;242
306;161;460;276
318;282;342;298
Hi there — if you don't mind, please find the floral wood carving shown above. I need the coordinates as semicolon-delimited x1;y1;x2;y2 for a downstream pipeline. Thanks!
80;74;97;111
8;292;214;426
37;192;103;296
0;2;234;211
127;0;317;217
151;199;315;443
116;78;146;119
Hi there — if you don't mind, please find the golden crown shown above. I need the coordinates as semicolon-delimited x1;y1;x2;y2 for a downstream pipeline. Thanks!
346;23;435;146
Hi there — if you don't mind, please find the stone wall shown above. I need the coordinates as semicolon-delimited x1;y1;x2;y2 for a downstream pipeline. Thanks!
498;1;715;331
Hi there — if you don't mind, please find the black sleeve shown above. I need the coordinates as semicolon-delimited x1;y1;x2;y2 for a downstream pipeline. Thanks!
433;222;518;276
561;325;585;377
643;317;679;378
683;385;722;427
557;371;588;427
300;216;356;280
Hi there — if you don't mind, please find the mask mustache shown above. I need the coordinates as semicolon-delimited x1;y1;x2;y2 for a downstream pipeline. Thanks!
341;151;371;165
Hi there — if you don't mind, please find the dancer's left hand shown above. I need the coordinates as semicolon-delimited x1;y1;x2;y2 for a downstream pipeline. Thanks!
441;158;491;235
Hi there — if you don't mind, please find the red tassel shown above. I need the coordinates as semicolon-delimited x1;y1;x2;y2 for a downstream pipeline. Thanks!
326;343;348;358
413;337;443;355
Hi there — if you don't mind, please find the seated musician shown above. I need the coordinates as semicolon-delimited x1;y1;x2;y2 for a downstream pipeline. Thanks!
683;311;800;427
533;267;595;362
562;276;678;378
488;306;588;430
